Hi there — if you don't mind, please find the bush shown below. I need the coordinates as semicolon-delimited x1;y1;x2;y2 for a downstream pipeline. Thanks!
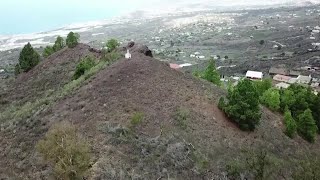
101;51;122;63
130;112;144;127
218;97;226;110
260;88;280;111
224;79;261;131
284;108;297;138
66;32;79;48
73;56;96;80
18;42;40;73
43;46;54;58
224;55;229;59
36;122;91;180
174;108;189;130
259;40;265;45
297;109;318;143
106;39;120;52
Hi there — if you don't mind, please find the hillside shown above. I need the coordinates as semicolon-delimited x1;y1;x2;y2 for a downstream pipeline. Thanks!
0;43;319;179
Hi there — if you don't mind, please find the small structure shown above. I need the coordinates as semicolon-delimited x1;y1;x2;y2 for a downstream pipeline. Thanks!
125;49;132;59
269;67;289;76
169;63;180;69
297;75;312;84
276;82;290;89
273;74;292;83
246;70;263;80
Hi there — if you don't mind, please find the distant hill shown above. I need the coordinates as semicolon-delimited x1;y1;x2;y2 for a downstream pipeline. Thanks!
0;42;319;179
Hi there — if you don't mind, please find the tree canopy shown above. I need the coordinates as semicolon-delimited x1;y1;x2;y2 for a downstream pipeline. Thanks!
18;42;40;73
260;88;280;111
297;109;318;143
106;39;120;52
66;32;79;48
222;79;261;131
43;46;55;58
53;36;65;52
202;59;221;86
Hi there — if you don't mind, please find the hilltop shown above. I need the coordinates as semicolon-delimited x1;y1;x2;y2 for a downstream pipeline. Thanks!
0;42;319;179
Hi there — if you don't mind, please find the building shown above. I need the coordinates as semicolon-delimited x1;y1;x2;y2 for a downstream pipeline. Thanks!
246;71;263;80
297;75;312;84
269;67;289;76
125;50;132;59
289;70;301;77
276;82;290;89
288;78;298;84
273;74;292;82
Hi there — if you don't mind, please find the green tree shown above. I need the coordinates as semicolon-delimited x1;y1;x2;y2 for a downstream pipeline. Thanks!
311;94;320;132
260;88;280;111
259;40;265;45
36;122;91;180
280;89;295;112
43;46;54;58
254;78;272;97
106;39;120;52
18;42;40;72
297;109;318;143
284;108;297;138
224;79;261;131
53;36;65;51
66;32;79;48
202;58;221;86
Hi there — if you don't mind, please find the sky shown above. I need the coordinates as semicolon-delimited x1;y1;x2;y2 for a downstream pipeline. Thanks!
0;0;315;35
0;0;153;35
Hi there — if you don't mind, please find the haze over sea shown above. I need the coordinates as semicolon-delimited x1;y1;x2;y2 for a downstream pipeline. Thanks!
0;0;317;35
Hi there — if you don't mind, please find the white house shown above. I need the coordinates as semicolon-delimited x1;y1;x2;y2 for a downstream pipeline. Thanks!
246;71;263;80
297;75;312;84
125;50;132;59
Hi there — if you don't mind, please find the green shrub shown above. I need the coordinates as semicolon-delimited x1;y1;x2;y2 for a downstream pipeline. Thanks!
131;112;144;127
43;46;55;58
106;39;120;52
73;56;96;80
66;32;79;48
18;42;40;73
36;122;91;180
259;40;265;45
218;97;226;110
101;51;122;63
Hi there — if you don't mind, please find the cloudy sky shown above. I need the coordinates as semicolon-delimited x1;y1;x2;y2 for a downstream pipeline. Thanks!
0;0;314;34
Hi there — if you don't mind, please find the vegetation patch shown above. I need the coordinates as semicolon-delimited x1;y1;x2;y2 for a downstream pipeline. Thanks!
173;107;190;130
36;122;91;180
73;56;96;80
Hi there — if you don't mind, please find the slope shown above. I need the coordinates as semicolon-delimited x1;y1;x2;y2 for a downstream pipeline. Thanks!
0;44;319;179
